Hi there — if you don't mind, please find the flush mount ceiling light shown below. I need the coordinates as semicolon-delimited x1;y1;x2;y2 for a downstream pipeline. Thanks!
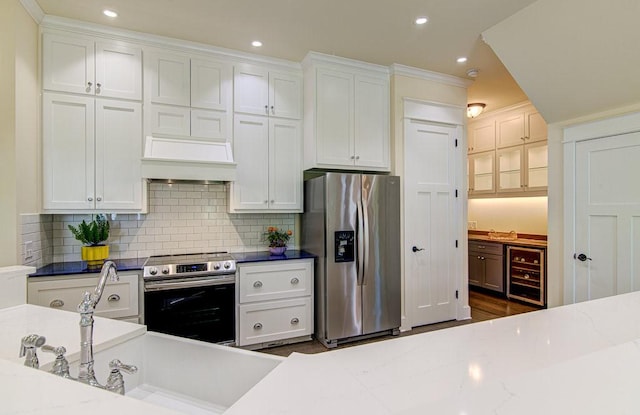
103;9;118;18
415;16;428;25
466;68;479;78
467;103;486;118
457;57;468;64
251;40;263;47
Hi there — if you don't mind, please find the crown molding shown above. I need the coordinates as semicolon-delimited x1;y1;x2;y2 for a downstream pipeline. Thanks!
390;64;472;88
19;0;44;23
302;51;390;75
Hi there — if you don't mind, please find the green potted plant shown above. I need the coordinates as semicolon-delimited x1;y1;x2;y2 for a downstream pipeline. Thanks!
68;214;111;268
263;226;292;255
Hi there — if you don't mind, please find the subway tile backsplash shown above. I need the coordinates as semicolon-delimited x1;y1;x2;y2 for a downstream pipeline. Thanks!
21;182;296;265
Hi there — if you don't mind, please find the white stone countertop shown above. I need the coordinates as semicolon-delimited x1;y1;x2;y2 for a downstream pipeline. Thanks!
227;291;640;414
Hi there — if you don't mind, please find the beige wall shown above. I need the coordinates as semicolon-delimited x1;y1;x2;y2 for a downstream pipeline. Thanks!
468;197;547;235
0;1;39;266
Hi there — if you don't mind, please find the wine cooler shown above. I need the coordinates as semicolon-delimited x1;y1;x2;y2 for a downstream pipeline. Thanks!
506;246;546;307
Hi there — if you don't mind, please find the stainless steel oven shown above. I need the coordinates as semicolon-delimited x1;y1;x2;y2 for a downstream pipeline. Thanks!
142;252;236;345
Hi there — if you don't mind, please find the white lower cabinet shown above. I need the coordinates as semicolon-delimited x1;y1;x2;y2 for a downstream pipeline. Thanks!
27;272;140;322
236;259;313;348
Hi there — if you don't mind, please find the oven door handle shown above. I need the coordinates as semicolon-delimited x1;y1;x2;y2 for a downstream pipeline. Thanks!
144;276;234;292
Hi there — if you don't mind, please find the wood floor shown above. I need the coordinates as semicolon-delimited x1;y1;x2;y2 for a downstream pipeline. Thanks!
262;288;540;357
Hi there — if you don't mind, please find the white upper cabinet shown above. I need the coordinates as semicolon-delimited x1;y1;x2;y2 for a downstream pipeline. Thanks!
43;33;142;101
145;51;232;140
303;52;390;171
229;114;302;212
468;118;496;154
496;107;547;148
42;93;143;211
233;64;302;119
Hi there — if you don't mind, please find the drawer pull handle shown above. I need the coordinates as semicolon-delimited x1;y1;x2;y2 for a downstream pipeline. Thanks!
290;318;299;325
253;281;263;288
50;299;64;308
107;294;120;302
290;277;299;285
253;323;263;330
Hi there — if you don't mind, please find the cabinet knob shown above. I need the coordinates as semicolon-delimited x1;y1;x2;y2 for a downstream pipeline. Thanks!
107;294;120;302
253;280;263;288
520;137;525;141
290;317;299;325
253;322;263;330
96;196;102;201
350;155;355;160
355;155;360;160
88;197;93;202
270;200;275;204
264;105;268;114
264;200;268;204
290;277;299;285
270;105;274;114
50;299;64;308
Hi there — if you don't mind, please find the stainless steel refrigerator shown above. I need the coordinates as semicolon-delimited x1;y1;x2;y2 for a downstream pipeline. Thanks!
302;173;401;348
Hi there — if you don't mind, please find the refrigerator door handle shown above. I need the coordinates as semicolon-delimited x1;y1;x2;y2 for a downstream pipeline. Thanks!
356;191;365;286
361;191;369;286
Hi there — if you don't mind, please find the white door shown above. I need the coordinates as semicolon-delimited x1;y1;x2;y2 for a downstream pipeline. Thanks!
269;71;301;119
231;114;269;210
147;52;190;106
354;74;389;169
269;119;302;211
234;64;269;116
95;99;142;211
405;118;459;326
42;93;95;210
190;57;231;111
95;42;142;100
42;33;95;95
573;132;640;301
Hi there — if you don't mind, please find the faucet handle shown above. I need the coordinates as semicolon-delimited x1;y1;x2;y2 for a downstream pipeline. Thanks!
42;345;71;378
109;359;138;374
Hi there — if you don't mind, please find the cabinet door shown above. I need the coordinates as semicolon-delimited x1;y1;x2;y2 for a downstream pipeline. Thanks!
42;33;95;95
526;111;547;143
95;42;142;100
191;108;229;140
149;104;190;137
468;119;495;153
234;64;269;116
42;93;95;210
147;52;190;106
191;57;231;111
497;112;526;148
354;74;390;170
468;253;483;287
269;119;302;211
468;152;495;194
483;254;504;292
231;114;269;210
497;147;523;193
525;142;548;191
315;68;354;166
95;99;142;210
269;71;302;119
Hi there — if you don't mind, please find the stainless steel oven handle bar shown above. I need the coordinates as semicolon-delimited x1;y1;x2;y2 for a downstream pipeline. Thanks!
144;276;235;292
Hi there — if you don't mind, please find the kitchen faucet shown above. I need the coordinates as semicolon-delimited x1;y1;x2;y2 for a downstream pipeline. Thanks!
20;260;137;394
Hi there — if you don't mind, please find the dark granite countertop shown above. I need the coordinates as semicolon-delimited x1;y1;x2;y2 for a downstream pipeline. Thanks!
231;250;316;263
29;257;147;278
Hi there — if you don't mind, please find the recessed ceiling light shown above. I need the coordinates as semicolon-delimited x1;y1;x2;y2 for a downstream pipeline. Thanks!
251;40;263;47
103;9;118;18
457;57;468;63
415;17;428;25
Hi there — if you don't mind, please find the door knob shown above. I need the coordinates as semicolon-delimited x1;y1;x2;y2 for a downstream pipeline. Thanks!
574;253;592;262
412;246;425;253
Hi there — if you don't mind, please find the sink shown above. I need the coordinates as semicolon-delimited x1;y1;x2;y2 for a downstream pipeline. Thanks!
76;332;283;414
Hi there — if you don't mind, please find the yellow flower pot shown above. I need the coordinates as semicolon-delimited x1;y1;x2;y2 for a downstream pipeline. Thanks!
81;245;109;268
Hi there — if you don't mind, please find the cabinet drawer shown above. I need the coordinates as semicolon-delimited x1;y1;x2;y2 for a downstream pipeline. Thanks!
468;241;503;256
238;297;312;346
238;260;312;303
28;273;139;319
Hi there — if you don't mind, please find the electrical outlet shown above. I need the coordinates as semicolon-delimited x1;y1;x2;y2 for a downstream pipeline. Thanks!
24;241;33;260
468;221;477;230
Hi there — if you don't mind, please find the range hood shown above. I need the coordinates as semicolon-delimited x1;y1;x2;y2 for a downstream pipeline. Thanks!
141;136;236;181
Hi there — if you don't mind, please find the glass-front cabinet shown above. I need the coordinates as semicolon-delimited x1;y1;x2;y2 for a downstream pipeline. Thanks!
468;152;495;195
496;142;548;194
